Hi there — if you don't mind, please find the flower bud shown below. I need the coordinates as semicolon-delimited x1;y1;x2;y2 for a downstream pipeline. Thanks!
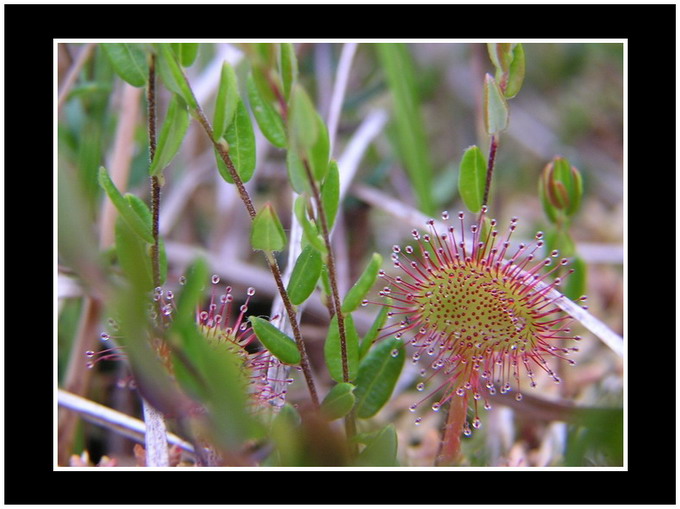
539;156;583;223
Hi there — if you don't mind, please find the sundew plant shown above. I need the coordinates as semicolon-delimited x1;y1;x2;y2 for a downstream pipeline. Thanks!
57;42;624;468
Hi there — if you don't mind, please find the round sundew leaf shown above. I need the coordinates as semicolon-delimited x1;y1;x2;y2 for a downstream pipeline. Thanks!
286;245;323;305
354;337;405;419
248;316;301;365
100;43;148;88
324;314;360;383
247;74;286;148
458;145;487;213
217;99;257;184
149;94;190;176
251;203;287;252
320;383;356;421
341;253;383;314
213;62;240;141
168;306;261;449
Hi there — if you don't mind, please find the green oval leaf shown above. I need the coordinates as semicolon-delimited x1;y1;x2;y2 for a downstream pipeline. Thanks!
247;74;286;148
125;194;167;285
251;203;287;252
217;99;256;184
213;62;240;141
324;314;359;383
114;214;153;290
171;43;200;67
286;147;309;194
354;424;398;466
354;337;405;419
321;160;340;231
504;43;525;99
484;73;509;134
100;43;148;87
278;43;298;102
149;94;190;176
286;245;323;305
249;316;301;365
359;300;390;359
98;167;154;244
288;84;318;151
458;145;487;213
341;253;383;313
155;43;197;110
309;112;330;183
320;383;356;421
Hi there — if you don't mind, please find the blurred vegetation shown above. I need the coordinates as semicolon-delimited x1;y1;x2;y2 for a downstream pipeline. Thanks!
57;42;623;467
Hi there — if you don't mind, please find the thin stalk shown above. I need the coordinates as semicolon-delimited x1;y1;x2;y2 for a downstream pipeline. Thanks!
147;54;162;292
302;159;357;451
482;134;498;208
188;86;319;408
436;393;469;466
145;52;170;467
303;161;349;383
58;389;195;455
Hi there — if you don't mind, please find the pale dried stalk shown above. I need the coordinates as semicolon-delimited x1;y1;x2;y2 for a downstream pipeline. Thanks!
58;389;194;455
142;399;170;466
57;43;96;111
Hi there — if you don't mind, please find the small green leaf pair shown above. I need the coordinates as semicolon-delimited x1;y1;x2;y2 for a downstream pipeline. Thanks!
320;336;405;422
487;43;525;99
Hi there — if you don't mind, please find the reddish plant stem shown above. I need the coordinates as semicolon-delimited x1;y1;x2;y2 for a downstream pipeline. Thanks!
190;95;319;409
301;159;357;451
302;161;349;383
436;393;469;466
147;54;162;294
482;134;498;208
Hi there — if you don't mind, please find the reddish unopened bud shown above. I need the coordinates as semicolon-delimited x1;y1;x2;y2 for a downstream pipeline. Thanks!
540;156;583;223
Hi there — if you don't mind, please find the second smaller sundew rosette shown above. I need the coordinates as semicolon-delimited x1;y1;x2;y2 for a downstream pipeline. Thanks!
378;207;583;430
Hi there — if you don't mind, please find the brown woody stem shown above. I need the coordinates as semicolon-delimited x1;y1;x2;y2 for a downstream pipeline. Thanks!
188;83;319;408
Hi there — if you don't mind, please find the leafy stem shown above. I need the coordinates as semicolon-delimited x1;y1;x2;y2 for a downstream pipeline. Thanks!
302;159;357;450
184;74;320;409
